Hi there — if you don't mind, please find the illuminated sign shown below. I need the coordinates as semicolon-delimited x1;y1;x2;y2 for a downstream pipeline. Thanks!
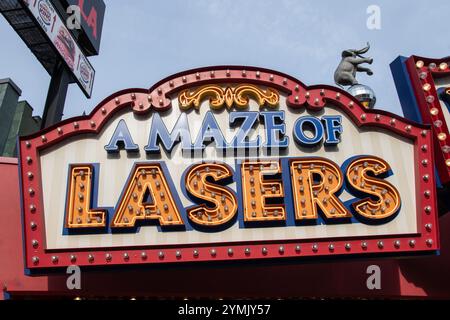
392;56;450;185
19;67;439;270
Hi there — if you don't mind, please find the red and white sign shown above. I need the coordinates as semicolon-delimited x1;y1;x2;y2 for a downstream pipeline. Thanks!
23;0;95;97
18;66;439;270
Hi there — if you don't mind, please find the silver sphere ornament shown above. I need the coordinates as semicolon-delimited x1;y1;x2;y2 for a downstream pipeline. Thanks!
347;84;376;109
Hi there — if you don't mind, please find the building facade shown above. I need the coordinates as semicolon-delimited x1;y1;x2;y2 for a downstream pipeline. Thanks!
1;57;450;299
0;78;41;157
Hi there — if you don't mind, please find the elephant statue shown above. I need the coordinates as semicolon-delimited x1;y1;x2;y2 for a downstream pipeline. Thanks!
334;42;373;87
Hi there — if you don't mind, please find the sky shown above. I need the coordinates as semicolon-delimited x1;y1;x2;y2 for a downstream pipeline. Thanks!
1;0;449;119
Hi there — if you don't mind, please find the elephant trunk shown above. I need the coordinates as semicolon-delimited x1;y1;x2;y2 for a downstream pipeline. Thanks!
354;42;370;57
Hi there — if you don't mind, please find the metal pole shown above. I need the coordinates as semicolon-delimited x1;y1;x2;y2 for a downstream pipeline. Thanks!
40;60;71;129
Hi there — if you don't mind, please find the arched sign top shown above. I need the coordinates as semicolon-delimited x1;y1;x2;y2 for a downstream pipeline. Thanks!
23;65;428;145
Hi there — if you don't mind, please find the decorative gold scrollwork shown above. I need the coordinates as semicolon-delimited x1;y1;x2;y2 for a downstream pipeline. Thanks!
178;84;279;110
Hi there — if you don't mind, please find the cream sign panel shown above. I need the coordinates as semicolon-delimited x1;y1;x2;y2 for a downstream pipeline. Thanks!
19;67;438;269
39;96;416;250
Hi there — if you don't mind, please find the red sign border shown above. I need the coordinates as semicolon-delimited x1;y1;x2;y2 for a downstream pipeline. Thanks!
18;66;439;270
405;56;450;185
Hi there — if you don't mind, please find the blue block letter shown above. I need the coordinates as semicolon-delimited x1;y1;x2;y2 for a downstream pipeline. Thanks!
104;119;139;153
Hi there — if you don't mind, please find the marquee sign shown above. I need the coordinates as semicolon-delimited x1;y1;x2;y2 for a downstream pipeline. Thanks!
18;66;439;270
393;56;450;185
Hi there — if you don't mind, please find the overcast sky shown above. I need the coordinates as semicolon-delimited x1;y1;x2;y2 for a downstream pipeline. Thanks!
1;0;449;119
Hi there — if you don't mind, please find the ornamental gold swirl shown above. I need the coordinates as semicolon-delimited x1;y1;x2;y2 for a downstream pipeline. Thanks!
178;84;279;110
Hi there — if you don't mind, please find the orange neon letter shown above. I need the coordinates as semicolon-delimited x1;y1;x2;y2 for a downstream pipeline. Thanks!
185;162;237;226
290;158;351;221
241;160;285;222
111;163;184;228
346;156;401;220
65;164;106;229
